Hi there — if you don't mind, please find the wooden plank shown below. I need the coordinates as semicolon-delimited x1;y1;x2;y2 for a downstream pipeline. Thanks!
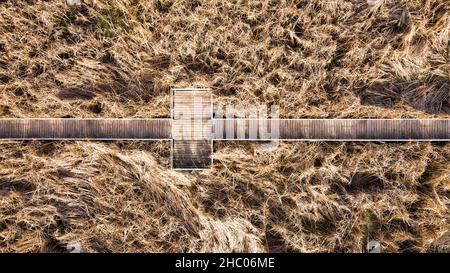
0;119;172;140
172;140;212;169
211;119;449;140
171;89;212;169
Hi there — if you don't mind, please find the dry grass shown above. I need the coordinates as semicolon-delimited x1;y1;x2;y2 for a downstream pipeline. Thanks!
0;0;449;252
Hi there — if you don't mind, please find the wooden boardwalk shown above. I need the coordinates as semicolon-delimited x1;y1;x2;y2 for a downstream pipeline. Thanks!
0;118;172;140
212;119;449;140
1;118;447;141
0;88;448;169
171;89;212;169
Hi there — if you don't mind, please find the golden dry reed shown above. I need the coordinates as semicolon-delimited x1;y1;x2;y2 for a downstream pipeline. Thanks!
0;0;449;252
